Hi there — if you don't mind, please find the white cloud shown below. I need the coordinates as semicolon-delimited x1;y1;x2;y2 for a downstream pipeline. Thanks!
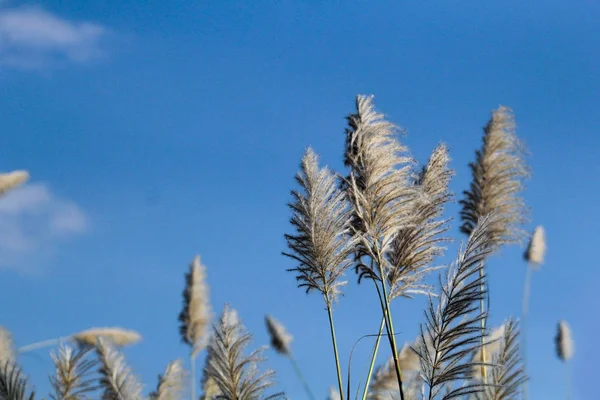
0;183;88;273
0;5;107;69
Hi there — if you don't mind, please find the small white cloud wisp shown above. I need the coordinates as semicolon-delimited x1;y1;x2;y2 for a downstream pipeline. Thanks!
0;5;108;69
0;183;88;273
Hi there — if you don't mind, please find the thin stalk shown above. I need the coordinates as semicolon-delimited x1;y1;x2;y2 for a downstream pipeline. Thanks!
565;363;571;400
288;354;315;400
327;301;344;400
360;316;386;400
479;266;488;382
521;263;533;400
190;353;196;400
374;249;405;400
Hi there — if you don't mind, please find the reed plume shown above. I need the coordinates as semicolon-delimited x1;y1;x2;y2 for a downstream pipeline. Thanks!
204;304;283;400
342;94;417;400
414;214;501;400
555;320;574;400
459;106;529;382
387;143;453;300
95;337;143;400
0;170;29;197
521;225;546;400
0;327;15;366
474;319;526;400
0;360;34;400
328;387;341;400
283;147;357;399
368;341;421;400
178;255;212;400
73;328;141;349
149;360;186;400
49;345;98;400
265;315;314;400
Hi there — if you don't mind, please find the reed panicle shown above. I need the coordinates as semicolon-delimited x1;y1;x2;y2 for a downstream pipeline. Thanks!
524;226;546;268
0;327;15;366
368;341;422;400
0;360;34;400
0;170;29;197
264;315;292;356
204;304;284;400
95;337;143;400
73;328;141;349
387;143;453;300
414;214;500;400
474;319;527;400
555;321;574;363
459;106;529;245
149;360;187;400
49;345;98;400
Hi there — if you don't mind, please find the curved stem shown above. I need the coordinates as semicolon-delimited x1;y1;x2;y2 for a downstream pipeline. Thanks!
288;354;315;400
360;316;386;400
327;301;345;400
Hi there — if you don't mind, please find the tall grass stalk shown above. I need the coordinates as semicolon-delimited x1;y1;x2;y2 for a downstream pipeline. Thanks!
327;303;344;400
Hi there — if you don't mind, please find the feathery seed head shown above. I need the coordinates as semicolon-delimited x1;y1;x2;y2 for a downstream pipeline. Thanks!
150;359;187;400
50;345;98;400
459;106;529;249
284;147;357;306
328;387;341;400
370;340;421;397
0;326;15;366
178;255;212;357
555;320;574;362
264;315;293;356
524;225;546;267
95;337;144;400
0;170;29;197
73;328;141;348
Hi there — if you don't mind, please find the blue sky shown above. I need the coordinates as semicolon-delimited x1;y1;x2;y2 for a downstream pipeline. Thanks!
0;1;598;399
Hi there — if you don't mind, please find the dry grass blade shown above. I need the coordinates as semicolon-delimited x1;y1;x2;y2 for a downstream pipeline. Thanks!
342;94;415;282
459;106;529;246
0;360;34;400
0;171;29;197
204;304;284;400
474;319;527;400
50;345;98;400
150;360;186;400
95;338;143;400
555;321;574;362
283;147;357;306
178;255;212;356
264;315;292;356
387;143;454;300
73;328;141;348
0;327;15;366
414;214;501;400
524;226;545;267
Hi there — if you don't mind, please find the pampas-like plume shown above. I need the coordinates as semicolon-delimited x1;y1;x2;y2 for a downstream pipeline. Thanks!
342;94;415;283
414;214;500;400
328;387;341;400
50;345;98;400
178;255;212;356
524;226;546;267
204;304;284;400
472;324;506;380
265;315;292;356
0;361;34;400
459;106;529;245
284;147;357;306
73;328;141;349
555;321;574;362
387;143;453;300
0;170;29;197
368;342;422;399
95;338;143;400
149;360;187;400
0;326;15;366
474;319;527;400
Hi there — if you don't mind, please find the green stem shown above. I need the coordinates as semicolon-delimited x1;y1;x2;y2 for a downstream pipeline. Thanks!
327;302;345;400
360;316;386;400
288;354;316;400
